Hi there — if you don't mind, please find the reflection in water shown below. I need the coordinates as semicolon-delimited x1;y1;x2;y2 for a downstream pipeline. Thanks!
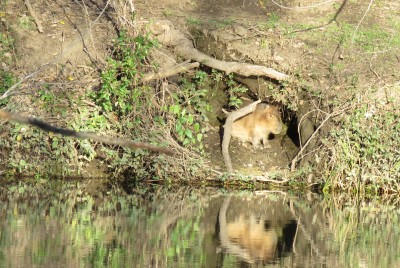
0;182;399;267
218;196;296;264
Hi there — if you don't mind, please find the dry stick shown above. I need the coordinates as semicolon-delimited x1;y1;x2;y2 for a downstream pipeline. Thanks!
149;21;289;81
141;62;200;83
24;0;43;33
222;100;261;173
290;106;352;172
0;109;174;156
0;62;53;100
211;169;290;184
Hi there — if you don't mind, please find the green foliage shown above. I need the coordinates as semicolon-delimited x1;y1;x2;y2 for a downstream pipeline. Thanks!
165;71;210;152
0;31;15;106
303;22;400;52
18;15;35;30
322;98;400;195
92;31;157;116
0;71;14;106
210;70;247;108
89;32;209;178
225;73;247;108
258;12;280;30
272;81;300;111
208;18;235;28
187;17;202;26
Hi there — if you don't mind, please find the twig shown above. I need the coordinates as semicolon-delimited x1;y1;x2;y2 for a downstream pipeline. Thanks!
222;100;261;173
141;62;200;83
0;109;174;156
24;0;43;33
0;62;54;100
290;105;352;171
369;54;380;79
269;0;335;10
350;0;375;48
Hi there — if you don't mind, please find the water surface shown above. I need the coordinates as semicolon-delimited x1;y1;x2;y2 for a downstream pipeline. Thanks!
0;182;399;267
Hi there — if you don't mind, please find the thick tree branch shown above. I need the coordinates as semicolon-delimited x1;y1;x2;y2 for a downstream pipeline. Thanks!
150;21;289;81
0;109;174;156
141;62;199;83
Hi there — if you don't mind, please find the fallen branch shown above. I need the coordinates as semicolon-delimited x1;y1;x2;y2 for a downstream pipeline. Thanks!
222;100;261;173
24;0;44;33
290;105;352;171
141;62;199;83
0;109;174;156
149;21;289;81
211;169;290;184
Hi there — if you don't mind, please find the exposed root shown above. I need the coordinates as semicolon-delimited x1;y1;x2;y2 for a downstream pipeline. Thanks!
24;0;43;33
141;62;199;83
149;21;289;81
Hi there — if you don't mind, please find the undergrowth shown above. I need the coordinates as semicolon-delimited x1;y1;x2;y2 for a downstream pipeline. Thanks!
0;31;15;107
89;31;210;180
1;30;212;181
321;87;400;195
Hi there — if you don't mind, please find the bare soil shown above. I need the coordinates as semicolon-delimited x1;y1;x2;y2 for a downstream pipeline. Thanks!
2;0;399;175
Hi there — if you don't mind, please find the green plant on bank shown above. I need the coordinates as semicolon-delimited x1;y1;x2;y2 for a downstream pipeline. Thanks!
167;70;210;151
18;15;35;30
322;99;400;195
210;71;247;109
3;121;76;177
0;31;15;107
302;21;400;53
272;81;300;111
187;17;202;26
258;12;280;30
92;31;158;116
88;32;210;179
225;73;248;108
0;71;13;106
208;18;236;28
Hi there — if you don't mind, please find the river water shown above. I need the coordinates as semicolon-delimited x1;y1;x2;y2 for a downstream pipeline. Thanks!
0;181;399;267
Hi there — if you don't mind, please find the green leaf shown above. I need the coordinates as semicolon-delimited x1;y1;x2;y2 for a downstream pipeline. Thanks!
193;123;200;132
185;129;193;139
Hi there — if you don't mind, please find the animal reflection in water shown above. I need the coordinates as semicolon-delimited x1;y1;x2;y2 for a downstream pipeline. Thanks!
218;197;297;264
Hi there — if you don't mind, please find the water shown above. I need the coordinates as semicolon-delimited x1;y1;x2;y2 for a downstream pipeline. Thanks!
0;182;399;267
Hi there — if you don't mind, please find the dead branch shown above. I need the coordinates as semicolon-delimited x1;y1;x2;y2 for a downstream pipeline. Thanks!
222;100;261;173
149;21;289;81
141;62;199;83
24;0;44;33
211;169;290;184
290;105;352;171
0;109;174;156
